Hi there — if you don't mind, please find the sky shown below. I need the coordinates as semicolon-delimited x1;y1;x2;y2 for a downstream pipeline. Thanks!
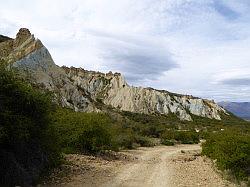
0;0;250;102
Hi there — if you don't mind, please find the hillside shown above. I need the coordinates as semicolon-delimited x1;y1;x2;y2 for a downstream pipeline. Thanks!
219;102;250;120
0;35;12;43
0;28;249;187
0;28;228;121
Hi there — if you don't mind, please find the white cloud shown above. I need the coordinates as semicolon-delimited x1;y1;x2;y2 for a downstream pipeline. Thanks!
0;0;250;101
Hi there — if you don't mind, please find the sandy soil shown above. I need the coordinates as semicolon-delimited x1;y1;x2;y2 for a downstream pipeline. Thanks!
42;144;237;187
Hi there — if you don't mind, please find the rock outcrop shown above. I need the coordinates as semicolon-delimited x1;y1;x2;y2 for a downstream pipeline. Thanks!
0;28;43;62
0;28;228;121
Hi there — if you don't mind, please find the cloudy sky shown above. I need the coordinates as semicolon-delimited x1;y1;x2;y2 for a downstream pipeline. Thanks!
1;0;250;102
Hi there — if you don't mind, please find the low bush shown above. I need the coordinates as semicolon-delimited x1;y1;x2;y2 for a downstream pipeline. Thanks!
52;108;156;152
134;135;155;147
161;139;175;146
51;108;117;153
0;62;61;186
161;130;199;144
77;123;112;153
112;132;135;149
175;131;200;144
202;130;250;181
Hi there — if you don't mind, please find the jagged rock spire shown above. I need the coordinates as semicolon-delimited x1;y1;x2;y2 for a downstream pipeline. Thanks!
13;28;32;48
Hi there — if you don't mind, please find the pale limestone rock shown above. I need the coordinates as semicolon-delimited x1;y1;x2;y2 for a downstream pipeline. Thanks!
12;47;96;112
1;28;43;63
1;28;229;121
102;75;193;120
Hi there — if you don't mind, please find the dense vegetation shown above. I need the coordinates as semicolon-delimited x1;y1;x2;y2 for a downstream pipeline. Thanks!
161;130;199;145
51;108;114;153
202;130;250;182
119;111;249;145
0;61;60;186
51;108;155;153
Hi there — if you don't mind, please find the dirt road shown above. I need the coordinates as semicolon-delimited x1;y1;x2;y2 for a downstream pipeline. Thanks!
45;144;236;187
104;145;185;187
103;144;235;187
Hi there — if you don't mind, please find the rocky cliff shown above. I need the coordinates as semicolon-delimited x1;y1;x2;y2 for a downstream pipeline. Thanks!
0;28;228;121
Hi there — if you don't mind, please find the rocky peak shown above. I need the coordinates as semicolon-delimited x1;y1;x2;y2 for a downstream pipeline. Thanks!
13;28;32;48
0;28;43;62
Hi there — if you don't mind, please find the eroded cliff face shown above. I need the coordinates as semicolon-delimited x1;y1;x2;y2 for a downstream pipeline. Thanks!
0;28;228;121
63;66;227;120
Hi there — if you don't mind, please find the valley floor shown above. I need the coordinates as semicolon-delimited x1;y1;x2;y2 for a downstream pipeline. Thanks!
43;144;237;187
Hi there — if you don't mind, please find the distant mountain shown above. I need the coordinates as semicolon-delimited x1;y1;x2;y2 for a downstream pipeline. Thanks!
219;102;250;120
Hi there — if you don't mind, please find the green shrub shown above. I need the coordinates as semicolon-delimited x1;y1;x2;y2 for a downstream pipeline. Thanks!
52;108;117;153
111;130;136;149
161;130;199;144
175;131;200;144
78;123;112;153
202;131;250;181
120;111;176;137
161;130;175;140
52;109;159;152
135;135;154;147
0;61;60;186
161;139;175;146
